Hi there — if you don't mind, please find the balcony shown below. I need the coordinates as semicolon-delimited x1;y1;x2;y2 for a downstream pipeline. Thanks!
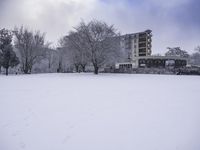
139;43;146;48
139;38;147;43
139;48;147;53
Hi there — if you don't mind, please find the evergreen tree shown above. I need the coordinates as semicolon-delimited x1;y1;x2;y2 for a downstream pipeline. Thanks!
0;28;19;75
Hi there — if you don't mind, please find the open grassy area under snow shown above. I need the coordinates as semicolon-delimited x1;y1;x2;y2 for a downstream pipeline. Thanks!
0;73;200;150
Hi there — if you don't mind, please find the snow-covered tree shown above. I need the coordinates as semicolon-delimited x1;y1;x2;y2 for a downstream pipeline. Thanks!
14;26;46;74
195;46;200;53
44;47;59;72
189;46;200;65
61;32;90;72
0;28;19;75
63;20;120;74
165;47;189;58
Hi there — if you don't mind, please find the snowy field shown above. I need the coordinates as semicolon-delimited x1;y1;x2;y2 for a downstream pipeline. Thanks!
0;73;200;150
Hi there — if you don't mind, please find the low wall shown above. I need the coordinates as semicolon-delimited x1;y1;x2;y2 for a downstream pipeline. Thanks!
104;67;200;75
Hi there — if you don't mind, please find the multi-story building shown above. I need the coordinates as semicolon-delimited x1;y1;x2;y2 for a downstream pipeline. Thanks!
120;30;152;61
115;30;187;69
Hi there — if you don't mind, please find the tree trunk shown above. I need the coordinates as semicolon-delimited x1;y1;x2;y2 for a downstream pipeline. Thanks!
24;58;29;74
81;65;86;72
75;64;79;73
24;67;29;74
49;62;51;69
48;62;51;72
6;68;8;76
29;66;32;74
94;66;99;74
57;61;62;73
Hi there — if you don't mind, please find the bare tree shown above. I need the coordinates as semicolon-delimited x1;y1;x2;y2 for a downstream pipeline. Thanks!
190;46;200;65
14;26;46;74
165;47;189;58
61;31;89;72
44;46;59;72
55;46;72;73
65;20;120;74
195;46;200;53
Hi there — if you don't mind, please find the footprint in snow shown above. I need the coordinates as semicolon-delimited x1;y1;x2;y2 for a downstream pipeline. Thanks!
19;142;26;149
62;135;71;143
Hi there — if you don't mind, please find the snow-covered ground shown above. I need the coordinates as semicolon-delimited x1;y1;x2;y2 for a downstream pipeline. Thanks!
0;73;200;150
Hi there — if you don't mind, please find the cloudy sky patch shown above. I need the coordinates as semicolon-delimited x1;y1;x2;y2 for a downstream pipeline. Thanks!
0;0;199;54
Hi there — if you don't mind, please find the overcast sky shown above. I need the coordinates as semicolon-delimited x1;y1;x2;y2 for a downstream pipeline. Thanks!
0;0;200;54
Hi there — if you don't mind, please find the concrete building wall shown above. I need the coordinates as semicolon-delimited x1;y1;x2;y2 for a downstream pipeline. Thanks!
120;30;152;62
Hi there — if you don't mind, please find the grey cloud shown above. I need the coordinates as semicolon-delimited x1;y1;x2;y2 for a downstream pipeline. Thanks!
172;0;200;27
0;0;199;54
91;0;200;53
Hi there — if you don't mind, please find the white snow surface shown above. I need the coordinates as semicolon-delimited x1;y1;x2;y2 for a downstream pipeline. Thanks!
0;73;200;150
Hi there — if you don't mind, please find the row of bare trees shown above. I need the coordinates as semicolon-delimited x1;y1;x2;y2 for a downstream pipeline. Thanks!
164;47;200;66
165;47;190;58
60;20;121;74
0;26;59;75
1;20;121;75
1;19;200;75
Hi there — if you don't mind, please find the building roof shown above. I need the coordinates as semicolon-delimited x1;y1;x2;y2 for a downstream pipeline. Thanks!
120;30;152;37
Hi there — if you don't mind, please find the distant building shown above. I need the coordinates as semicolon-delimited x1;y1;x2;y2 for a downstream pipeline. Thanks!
120;30;152;60
116;30;187;69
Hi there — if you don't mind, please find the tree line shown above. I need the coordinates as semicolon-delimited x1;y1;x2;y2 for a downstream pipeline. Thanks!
0;20;200;75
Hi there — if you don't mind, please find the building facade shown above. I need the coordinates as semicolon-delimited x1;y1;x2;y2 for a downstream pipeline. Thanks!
116;30;187;69
120;30;152;61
